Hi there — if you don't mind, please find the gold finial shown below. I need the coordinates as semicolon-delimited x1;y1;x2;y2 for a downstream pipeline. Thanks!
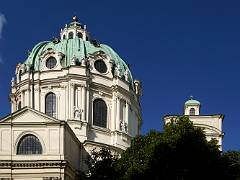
72;16;78;22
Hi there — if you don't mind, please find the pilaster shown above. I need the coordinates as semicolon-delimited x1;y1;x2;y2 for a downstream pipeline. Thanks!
116;96;120;131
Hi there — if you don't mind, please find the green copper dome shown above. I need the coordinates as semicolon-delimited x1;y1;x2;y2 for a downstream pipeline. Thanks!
24;37;133;84
185;96;200;106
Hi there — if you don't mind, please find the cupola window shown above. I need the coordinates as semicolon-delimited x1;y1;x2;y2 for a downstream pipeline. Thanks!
69;32;73;39
45;92;56;117
18;101;21;110
190;108;195;115
77;32;82;38
93;99;107;128
46;57;57;69
63;34;66;39
94;60;107;73
19;70;22;82
17;134;42;155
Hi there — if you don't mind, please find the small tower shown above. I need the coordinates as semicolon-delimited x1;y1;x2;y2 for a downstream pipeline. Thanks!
184;96;200;115
164;96;224;150
60;16;90;41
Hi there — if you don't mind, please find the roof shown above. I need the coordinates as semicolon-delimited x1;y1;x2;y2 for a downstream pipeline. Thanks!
163;114;225;120
185;96;200;106
23;36;134;85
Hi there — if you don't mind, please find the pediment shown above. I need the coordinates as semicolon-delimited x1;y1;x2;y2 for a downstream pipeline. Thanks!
0;107;61;124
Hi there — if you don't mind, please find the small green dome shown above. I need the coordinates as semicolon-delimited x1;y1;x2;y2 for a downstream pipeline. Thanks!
23;37;133;85
185;96;200;106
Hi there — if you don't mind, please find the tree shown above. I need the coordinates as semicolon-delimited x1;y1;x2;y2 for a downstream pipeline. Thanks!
86;116;240;179
222;151;240;180
86;147;119;180
116;116;225;180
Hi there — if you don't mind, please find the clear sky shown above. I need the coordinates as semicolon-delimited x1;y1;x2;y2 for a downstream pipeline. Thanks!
0;0;239;151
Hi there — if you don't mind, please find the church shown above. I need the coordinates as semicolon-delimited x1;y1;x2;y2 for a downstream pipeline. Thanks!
0;16;142;179
164;96;224;150
0;16;223;179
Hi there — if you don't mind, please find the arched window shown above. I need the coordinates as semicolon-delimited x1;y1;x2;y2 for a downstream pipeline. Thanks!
77;32;82;38
63;34;66;39
120;99;126;122
45;92;56;117
93;99;107;128
19;70;22;82
17;134;42;155
18;101;21;110
68;32;73;39
190;108;195;115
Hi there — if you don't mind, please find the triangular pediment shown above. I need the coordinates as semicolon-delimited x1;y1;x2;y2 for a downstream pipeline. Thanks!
0;107;61;124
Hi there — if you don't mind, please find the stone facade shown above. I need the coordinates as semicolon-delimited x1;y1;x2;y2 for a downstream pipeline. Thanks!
0;16;142;179
0;108;81;179
163;97;224;150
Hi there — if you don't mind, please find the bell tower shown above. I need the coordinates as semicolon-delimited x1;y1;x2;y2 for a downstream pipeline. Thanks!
184;96;201;115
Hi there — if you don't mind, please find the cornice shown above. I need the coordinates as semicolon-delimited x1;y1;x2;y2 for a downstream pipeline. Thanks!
0;160;66;169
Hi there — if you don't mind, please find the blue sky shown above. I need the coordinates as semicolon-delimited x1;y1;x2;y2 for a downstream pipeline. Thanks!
0;0;240;151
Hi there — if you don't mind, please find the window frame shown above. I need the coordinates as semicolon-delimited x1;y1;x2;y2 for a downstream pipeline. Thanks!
46;57;57;69
68;32;74;39
93;98;107;128
189;108;196;115
18;70;22;82
45;92;56;118
18;101;21;110
77;32;83;38
16;134;43;155
94;59;108;74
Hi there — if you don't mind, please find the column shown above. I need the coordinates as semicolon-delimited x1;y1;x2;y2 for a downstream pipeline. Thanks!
20;91;24;108
25;88;30;107
75;86;78;107
86;86;89;122
125;101;129;132
111;94;116;130
116;97;120;131
66;83;69;120
77;87;81;109
40;93;44;113
57;94;60;119
34;88;39;111
82;86;86;121
10;98;15;113
64;85;68;121
70;83;74;119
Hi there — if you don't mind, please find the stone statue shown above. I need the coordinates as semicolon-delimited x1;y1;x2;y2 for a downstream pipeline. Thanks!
115;63;121;77
124;69;129;82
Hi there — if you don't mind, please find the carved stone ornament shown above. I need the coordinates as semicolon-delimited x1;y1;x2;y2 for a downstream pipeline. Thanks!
71;55;78;65
124;69;129;82
120;121;128;133
81;58;86;66
11;77;15;87
74;107;83;120
115;64;121;77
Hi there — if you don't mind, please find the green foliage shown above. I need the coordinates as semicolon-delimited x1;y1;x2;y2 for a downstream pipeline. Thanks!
222;151;240;180
85;116;240;180
86;148;119;180
116;116;223;179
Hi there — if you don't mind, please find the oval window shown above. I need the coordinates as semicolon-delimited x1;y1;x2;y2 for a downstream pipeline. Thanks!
94;60;107;73
46;57;57;69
